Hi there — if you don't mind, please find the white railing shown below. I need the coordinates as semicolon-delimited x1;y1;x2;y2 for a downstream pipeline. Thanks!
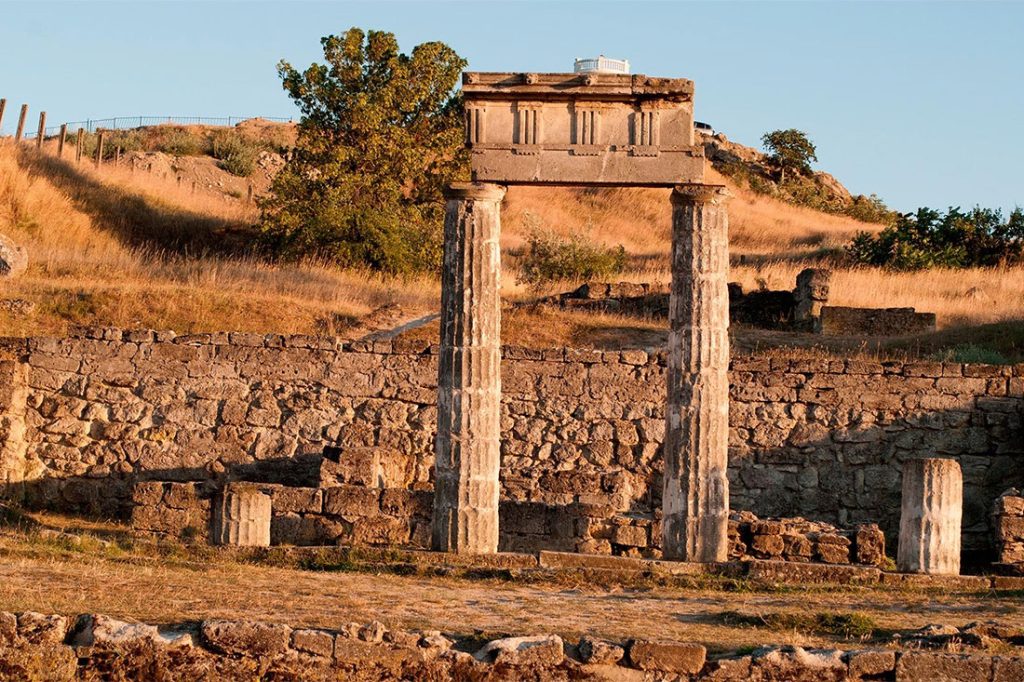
573;57;630;75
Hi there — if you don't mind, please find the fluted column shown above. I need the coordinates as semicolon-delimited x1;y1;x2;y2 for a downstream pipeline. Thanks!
433;182;506;554
663;184;730;562
213;484;271;547
898;458;962;574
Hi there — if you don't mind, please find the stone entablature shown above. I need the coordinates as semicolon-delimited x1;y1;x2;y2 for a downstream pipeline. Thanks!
462;72;704;186
0;328;1021;552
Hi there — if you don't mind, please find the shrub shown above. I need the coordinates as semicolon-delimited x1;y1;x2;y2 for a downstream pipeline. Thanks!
930;344;1010;365
156;127;209;156
847;206;1024;270
517;224;628;291
211;131;261;177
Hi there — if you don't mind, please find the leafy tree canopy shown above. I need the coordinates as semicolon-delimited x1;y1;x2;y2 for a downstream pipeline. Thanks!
260;27;468;273
846;206;1024;270
761;129;818;182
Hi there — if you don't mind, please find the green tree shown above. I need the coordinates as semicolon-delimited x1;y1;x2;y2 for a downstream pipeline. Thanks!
761;129;818;183
260;28;468;273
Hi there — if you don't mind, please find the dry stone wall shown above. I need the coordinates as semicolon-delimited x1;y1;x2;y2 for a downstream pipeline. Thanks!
0;328;1021;552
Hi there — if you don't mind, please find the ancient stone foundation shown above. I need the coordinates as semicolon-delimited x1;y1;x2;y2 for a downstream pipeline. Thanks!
898;458;963;575
2;611;1023;681
1;329;1021;554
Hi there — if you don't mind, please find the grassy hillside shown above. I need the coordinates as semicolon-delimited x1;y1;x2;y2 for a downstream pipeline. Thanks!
2;128;1023;360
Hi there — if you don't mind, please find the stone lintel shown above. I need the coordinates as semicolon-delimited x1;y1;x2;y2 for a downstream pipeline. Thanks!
463;72;694;101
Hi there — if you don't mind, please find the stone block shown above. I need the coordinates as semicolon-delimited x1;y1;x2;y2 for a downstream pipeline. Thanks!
846;649;896;679
628;640;706;673
474;635;564;666
895;652;993;682
212;484;271;547
323;485;381;518
578;636;624;665
201;620;291;657
291;629;335;658
612;525;648;548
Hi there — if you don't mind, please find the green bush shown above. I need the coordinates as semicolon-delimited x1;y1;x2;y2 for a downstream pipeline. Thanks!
930;344;1010;365
847;206;1024;270
156;127;209;156
211;131;261;177
517;224;628;290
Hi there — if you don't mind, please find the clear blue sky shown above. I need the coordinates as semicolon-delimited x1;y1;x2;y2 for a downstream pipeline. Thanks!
1;1;1021;214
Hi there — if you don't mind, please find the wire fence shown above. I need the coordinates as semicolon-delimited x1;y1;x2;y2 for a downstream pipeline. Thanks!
0;101;294;138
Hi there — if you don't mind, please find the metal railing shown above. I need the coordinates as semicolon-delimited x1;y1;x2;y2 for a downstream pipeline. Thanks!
17;115;294;138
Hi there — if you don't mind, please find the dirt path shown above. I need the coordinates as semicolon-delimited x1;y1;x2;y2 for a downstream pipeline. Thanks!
1;538;1020;652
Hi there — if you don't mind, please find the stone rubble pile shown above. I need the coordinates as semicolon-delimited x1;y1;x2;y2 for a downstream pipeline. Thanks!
729;511;886;566
1;611;1022;681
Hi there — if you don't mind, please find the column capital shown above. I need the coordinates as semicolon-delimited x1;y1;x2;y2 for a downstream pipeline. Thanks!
671;183;729;206
444;182;507;202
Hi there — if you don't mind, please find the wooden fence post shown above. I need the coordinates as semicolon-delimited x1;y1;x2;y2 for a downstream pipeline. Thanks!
247;184;253;203
95;129;105;167
0;99;6;134
115;146;121;164
75;128;84;163
14;104;28;141
57;124;67;158
35;111;46;149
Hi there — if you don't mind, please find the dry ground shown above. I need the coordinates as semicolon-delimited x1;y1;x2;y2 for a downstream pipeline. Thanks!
0;519;1021;654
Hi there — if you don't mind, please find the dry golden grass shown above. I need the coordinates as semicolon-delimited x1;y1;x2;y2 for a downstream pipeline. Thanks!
2;136;1022;347
0;140;438;336
502;168;880;262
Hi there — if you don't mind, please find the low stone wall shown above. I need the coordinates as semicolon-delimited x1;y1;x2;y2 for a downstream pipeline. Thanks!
1;610;1022;681
993;490;1024;574
821;306;937;336
1;327;1021;554
130;479;886;565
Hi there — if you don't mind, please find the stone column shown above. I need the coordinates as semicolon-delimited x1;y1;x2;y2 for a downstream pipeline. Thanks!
213;484;271;547
432;182;506;554
662;184;731;562
897;458;962;575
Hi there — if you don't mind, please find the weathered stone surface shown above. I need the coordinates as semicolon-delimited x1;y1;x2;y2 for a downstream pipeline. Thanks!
663;184;730;563
291;628;335;658
212;484;271;547
898;458;963;575
462;72;704;187
845;649;896;679
76;614;192;648
474;635;564;666
200;620;291;657
433;182;505;555
628;639;706;673
0;232;28;278
578;636;624;665
8;329;1022;556
821;306;936;336
895;652;993;682
16;611;68;644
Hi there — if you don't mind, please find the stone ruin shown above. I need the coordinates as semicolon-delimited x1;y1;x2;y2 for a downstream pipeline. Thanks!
547;266;938;336
1;68;1021;581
